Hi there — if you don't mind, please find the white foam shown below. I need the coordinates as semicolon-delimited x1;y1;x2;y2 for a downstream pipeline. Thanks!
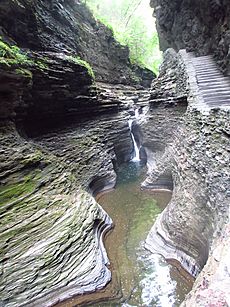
139;253;177;307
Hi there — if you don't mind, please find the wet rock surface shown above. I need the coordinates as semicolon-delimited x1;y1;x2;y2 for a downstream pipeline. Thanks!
181;223;230;307
146;109;230;274
0;79;151;306
0;0;154;86
144;46;230;306
151;0;230;74
0;125;111;307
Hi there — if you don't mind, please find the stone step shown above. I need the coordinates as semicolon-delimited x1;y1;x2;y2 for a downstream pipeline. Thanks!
196;73;223;78
196;68;221;74
193;63;217;69
192;59;215;63
200;88;230;94
202;94;230;100
201;87;230;93
201;91;230;97
195;68;219;73
196;69;221;73
193;62;216;66
198;80;230;84
196;73;220;78
192;61;216;66
193;61;216;64
204;97;230;103
192;56;213;60
197;77;230;83
199;80;230;85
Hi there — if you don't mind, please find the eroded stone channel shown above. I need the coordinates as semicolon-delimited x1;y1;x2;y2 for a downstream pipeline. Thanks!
58;162;193;307
97;162;193;306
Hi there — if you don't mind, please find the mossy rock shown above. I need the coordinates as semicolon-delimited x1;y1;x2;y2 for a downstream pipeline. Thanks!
66;55;95;79
0;37;49;77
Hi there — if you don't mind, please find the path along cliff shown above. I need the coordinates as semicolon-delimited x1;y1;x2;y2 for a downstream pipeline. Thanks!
143;48;230;306
142;2;230;304
0;0;230;306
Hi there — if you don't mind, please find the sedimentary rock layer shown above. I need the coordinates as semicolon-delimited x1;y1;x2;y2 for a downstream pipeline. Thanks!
144;48;230;306
0;78;151;306
151;0;230;73
0;0;154;85
0;125;113;307
146;109;230;276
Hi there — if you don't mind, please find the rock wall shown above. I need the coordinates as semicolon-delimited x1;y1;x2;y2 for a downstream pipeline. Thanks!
151;0;230;74
0;96;137;306
146;108;229;274
0;52;95;126
144;48;230;304
0;124;113;307
0;0;154;85
0;69;153;305
0;1;155;304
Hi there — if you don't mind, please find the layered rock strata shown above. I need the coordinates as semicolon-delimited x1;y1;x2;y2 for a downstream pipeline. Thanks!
146;109;230;276
0;0;154;85
0;125;113;307
144;49;230;305
0;72;150;306
151;0;230;74
141;49;188;190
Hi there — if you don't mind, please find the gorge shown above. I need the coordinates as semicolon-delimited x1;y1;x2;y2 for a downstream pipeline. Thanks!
0;0;230;307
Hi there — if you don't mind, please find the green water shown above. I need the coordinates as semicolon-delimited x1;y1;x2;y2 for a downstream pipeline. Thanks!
96;162;192;307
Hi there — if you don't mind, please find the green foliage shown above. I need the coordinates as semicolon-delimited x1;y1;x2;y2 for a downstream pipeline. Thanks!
0;39;32;67
0;176;37;205
0;37;48;76
66;55;95;79
84;0;162;74
15;68;33;78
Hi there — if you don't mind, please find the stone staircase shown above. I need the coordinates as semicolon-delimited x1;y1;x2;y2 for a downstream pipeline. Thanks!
181;50;230;112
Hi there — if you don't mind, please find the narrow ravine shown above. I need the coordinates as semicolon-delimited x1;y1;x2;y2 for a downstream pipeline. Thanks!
94;162;193;306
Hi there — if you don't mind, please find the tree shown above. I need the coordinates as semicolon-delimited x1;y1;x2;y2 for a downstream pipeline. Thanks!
85;0;162;74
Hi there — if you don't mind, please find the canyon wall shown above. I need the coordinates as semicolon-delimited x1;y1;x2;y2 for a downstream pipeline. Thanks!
144;48;230;304
0;1;153;305
144;2;230;304
0;104;137;306
151;0;230;74
0;0;153;86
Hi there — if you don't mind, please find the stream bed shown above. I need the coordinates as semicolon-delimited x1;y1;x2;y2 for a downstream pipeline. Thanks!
95;162;193;306
57;162;193;307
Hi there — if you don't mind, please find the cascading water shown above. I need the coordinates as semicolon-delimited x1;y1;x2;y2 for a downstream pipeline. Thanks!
128;110;140;162
135;108;139;119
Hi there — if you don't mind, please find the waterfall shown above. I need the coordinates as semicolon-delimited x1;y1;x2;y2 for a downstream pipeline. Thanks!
128;118;140;162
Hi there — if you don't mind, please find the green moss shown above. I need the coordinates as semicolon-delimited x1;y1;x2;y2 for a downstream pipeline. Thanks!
0;39;32;66
0;37;48;75
36;59;49;71
15;68;33;78
0;178;37;205
66;55;95;79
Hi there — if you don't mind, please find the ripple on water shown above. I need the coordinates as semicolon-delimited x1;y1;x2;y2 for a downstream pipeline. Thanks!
139;252;177;307
55;162;193;307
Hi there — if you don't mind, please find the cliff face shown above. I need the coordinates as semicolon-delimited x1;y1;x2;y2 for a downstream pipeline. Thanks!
0;0;154;129
0;1;155;305
0;0;154;85
151;0;230;74
0;83;149;306
144;46;230;305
